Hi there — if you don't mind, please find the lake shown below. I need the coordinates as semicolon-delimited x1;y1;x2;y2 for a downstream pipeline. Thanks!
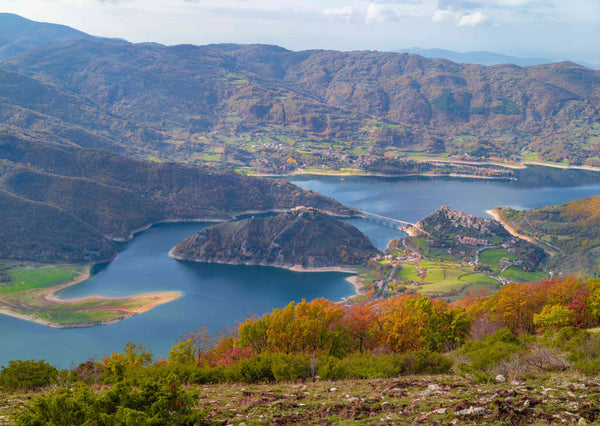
2;169;600;366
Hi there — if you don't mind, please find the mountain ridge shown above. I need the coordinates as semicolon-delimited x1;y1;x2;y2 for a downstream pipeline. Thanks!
0;13;127;59
2;38;599;167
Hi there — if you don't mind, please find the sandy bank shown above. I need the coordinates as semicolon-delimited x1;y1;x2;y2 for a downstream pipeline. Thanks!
0;265;181;328
345;275;365;296
258;168;513;181
486;209;555;257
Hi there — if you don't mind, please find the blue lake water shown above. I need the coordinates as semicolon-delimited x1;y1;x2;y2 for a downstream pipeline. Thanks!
2;171;600;366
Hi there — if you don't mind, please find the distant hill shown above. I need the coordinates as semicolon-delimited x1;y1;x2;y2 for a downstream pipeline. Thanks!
171;208;380;270
395;48;554;67
396;48;600;71
0;13;126;59
497;196;600;276
2;39;600;167
0;132;354;264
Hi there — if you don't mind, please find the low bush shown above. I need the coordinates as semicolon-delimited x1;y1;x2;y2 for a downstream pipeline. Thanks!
0;359;58;392
460;328;523;371
318;353;405;379
18;373;204;425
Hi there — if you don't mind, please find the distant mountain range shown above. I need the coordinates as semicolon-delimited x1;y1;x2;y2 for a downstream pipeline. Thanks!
0;13;126;59
395;48;552;67
0;14;599;169
396;48;600;71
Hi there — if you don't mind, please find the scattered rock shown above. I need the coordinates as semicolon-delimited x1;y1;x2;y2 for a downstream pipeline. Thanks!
329;387;338;392
412;414;429;424
420;389;431;398
455;406;490;416
428;384;441;391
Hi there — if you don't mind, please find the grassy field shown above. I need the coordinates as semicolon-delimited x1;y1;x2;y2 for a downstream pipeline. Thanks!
2;265;81;294
478;248;515;273
391;260;499;299
0;262;178;327
500;267;548;283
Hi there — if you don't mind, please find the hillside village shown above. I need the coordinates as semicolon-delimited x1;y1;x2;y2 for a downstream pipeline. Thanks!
360;207;547;300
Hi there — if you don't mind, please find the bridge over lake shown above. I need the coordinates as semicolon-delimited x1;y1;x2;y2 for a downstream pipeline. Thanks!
359;211;414;229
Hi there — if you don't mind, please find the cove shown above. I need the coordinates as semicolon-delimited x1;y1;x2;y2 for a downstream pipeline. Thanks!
1;169;600;366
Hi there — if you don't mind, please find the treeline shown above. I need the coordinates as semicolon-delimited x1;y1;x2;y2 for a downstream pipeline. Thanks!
7;277;600;424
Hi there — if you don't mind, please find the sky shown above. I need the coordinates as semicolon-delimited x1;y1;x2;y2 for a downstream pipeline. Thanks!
1;0;600;64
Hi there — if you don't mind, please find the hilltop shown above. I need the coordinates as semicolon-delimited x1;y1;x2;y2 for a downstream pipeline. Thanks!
170;208;380;270
0;13;126;59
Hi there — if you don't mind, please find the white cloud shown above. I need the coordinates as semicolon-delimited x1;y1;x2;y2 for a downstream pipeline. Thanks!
323;6;355;21
431;8;457;22
323;7;354;16
458;11;489;26
365;3;398;23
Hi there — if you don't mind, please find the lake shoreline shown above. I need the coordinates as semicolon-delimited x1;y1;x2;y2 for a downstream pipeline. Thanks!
169;248;359;274
170;248;364;299
0;264;182;329
251;159;600;179
254;169;514;181
113;208;357;243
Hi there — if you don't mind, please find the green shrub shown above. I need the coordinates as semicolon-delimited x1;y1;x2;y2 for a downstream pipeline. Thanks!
0;359;58;392
18;373;204;425
403;350;453;375
567;333;600;376
226;354;276;383
460;328;522;371
271;354;313;381
225;353;313;383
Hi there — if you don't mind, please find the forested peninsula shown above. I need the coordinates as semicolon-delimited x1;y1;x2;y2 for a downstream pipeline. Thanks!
170;208;380;271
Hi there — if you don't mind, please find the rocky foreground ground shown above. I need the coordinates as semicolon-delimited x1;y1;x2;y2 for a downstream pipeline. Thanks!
193;373;596;425
1;373;598;424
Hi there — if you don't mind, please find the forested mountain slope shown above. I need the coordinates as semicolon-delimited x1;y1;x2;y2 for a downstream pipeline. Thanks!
0;133;353;263
1;40;599;166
